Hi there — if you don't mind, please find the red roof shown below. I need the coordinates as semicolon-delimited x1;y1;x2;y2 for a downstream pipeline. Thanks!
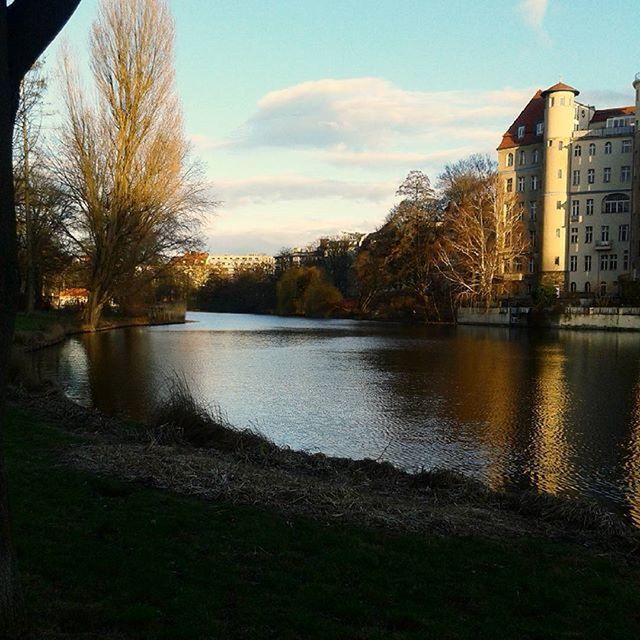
497;90;545;150
541;82;579;97
590;106;635;124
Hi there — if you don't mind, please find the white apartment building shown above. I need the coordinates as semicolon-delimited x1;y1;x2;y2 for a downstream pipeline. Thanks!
206;254;276;277
497;77;640;298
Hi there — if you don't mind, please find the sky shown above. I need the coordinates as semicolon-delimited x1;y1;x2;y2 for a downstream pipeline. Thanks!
41;0;640;255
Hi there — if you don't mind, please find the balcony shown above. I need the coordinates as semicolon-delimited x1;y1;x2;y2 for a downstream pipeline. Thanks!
595;240;611;250
570;214;581;223
573;126;634;139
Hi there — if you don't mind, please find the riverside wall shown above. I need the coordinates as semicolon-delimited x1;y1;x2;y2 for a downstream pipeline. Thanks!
457;306;640;331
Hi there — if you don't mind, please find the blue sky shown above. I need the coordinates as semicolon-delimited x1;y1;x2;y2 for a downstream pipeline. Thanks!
43;0;640;254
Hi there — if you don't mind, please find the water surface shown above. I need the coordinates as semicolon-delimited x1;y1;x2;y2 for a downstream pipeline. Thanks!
31;312;640;524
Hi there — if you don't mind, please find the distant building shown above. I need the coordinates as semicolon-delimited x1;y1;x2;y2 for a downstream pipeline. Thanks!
205;254;275;277
497;77;640;297
54;287;89;309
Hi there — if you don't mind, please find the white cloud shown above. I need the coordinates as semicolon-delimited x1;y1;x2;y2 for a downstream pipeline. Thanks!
215;174;395;208
227;78;533;154
518;0;548;29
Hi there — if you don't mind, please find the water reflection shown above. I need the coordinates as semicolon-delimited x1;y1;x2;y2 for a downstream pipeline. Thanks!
30;312;640;521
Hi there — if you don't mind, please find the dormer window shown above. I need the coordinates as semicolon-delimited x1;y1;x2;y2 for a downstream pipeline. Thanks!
517;125;525;139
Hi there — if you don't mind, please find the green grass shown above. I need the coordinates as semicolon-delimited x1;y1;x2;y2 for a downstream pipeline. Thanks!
5;406;640;639
14;311;78;333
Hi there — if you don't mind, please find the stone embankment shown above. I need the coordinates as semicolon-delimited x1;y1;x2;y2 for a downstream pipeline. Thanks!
458;306;640;331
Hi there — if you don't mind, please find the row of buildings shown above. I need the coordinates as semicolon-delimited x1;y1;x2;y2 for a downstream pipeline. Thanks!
497;75;640;298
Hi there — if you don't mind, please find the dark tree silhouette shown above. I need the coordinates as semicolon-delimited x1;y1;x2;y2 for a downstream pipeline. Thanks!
0;1;80;634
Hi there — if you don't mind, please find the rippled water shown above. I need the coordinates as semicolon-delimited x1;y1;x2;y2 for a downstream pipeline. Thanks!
29;312;640;524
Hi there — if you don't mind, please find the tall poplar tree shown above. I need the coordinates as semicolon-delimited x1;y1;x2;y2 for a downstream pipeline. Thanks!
56;0;207;330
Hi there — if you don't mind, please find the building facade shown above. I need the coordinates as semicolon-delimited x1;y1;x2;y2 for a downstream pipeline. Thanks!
498;78;640;298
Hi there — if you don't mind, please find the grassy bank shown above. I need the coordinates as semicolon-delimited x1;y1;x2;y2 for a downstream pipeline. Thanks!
5;404;640;639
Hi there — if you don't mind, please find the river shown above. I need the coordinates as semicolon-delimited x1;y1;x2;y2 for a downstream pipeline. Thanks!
29;311;640;524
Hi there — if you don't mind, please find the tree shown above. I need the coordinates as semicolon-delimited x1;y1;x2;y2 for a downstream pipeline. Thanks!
56;0;208;330
13;61;69;313
0;2;81;633
276;267;342;317
437;161;528;307
395;169;435;208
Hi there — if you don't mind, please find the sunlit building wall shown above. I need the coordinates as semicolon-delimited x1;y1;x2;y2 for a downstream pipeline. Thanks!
498;78;639;296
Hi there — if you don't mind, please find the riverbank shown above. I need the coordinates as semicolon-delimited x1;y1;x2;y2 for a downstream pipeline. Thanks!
13;307;187;352
5;388;640;638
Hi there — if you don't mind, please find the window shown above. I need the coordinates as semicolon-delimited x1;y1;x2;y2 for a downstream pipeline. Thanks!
554;256;560;266
604;167;611;183
530;230;537;248
622;140;632;153
570;227;578;244
586;199;594;215
536;122;544;135
572;170;580;186
600;255;610;271
560;97;565;105
533;149;540;163
517;125;525;139
619;224;629;242
519;150;526;165
518;201;525;219
517;176;525;192
570;282;577;293
570;256;577;272
585;226;593;243
559;140;564;150
600;282;607;296
589;143;596;156
601;225;609;242
585;281;591;293
621;166;631;182
550;97;555;107
529;201;537;221
514;257;523;272
571;200;580;217
531;176;539;191
507;152;514;167
624;251;629;271
528;257;535;273
556;228;561;238
584;255;592;272
506;178;513;192
605;141;612;154
603;193;630;214
556;200;562;210
574;144;582;157
588;169;595;184
610;254;618;271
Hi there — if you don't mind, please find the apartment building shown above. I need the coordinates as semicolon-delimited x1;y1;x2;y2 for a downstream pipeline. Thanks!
497;77;640;297
206;254;276;277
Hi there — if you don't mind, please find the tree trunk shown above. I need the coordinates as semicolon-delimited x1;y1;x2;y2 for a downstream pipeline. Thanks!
0;9;22;634
83;288;105;331
0;314;23;638
0;2;81;633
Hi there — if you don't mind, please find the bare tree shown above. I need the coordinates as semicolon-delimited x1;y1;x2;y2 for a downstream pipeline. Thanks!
55;0;209;330
438;170;528;307
0;2;81;633
13;61;69;313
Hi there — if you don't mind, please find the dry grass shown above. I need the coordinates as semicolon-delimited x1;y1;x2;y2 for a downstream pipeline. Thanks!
14;377;640;554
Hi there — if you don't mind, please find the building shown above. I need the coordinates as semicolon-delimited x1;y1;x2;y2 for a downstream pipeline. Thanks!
497;77;640;298
206;254;275;277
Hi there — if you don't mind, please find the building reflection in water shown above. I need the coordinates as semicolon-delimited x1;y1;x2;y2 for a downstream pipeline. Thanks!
528;345;574;495
625;383;640;527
